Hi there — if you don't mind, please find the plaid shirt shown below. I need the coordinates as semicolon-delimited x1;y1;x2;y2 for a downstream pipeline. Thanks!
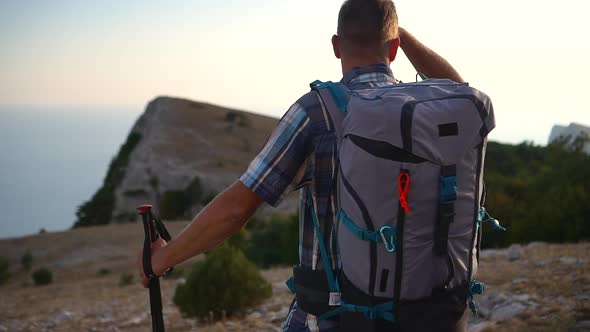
240;64;397;330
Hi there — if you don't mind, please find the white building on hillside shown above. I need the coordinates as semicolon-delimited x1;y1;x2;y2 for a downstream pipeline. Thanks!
548;122;590;154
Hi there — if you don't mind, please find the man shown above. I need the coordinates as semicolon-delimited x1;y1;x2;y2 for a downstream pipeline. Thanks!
138;0;466;330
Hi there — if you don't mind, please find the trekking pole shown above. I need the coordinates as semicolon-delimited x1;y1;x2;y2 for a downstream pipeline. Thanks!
137;204;172;332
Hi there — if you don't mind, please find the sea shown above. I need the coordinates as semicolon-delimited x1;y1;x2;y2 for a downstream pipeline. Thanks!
0;105;143;239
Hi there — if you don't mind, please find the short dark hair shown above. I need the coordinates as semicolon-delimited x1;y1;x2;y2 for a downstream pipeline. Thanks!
337;0;398;54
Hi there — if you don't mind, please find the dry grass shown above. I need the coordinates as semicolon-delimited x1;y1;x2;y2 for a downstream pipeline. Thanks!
0;224;588;331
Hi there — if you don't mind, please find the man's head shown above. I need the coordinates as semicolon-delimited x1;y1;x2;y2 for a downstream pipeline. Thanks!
332;0;400;73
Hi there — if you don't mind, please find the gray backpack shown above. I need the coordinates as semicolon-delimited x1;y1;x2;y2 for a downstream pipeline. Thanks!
302;78;500;331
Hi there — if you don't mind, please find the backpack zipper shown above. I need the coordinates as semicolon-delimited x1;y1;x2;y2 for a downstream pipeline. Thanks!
393;169;410;302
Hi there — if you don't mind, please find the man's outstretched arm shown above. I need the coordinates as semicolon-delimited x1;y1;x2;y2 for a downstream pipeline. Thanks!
138;180;263;286
398;27;465;83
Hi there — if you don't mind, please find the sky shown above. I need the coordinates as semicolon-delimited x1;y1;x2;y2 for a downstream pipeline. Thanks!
1;0;589;145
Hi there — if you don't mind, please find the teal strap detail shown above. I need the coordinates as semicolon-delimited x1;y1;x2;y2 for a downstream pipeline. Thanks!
286;276;295;294
319;300;395;322
439;175;457;204
477;207;506;231
339;209;396;252
469;299;478;319
306;190;340;294
340;209;380;242
469;280;485;318
470;280;485;295
310;80;349;113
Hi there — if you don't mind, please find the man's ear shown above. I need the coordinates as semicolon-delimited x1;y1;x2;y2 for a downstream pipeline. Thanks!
332;35;341;59
388;37;401;62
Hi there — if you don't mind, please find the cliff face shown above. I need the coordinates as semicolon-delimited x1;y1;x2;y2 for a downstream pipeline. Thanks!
76;96;296;226
548;122;590;154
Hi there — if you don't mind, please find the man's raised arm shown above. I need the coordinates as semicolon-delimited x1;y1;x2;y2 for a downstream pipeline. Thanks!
398;27;465;83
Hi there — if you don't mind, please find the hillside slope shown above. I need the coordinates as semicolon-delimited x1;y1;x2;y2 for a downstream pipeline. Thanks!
76;97;297;227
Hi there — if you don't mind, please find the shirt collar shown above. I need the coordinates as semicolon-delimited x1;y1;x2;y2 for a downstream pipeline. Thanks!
341;64;396;84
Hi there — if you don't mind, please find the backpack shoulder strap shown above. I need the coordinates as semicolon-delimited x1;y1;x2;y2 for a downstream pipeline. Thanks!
310;80;350;142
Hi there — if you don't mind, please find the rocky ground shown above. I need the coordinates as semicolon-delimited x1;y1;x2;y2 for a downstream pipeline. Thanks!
0;223;588;331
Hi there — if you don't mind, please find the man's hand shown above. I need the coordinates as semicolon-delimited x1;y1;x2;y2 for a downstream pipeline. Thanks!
135;181;263;288
397;27;465;83
137;237;168;288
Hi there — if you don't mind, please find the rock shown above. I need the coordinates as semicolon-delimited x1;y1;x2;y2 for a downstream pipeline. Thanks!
0;324;7;332
533;260;547;267
120;314;146;327
511;294;531;303
506;244;523;261
475;292;506;318
475;291;535;321
480;244;524;261
559;257;581;264
468;321;496;332
268;306;290;322
272;281;289;292
491;302;527;320
97;315;114;324
526;241;547;248
48;310;75;327
479;249;505;259
247;311;262;320
511;277;528;284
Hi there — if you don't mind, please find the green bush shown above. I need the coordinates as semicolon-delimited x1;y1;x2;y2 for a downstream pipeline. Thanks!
97;268;111;276
227;229;248;252
21;251;33;271
159;190;190;220
119;273;134;287
32;267;53;286
245;214;299;268
185;177;203;203
173;243;271;320
74;132;141;228
482;140;590;247
225;111;250;128
157;177;215;220
0;256;10;286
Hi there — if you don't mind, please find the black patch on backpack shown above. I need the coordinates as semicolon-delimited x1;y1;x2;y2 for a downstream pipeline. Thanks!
438;122;459;137
348;134;427;163
379;269;390;292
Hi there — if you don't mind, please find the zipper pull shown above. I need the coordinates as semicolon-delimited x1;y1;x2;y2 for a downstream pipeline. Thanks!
398;171;411;214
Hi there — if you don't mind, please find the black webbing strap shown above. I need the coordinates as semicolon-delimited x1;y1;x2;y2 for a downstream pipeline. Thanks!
434;165;457;256
138;205;172;332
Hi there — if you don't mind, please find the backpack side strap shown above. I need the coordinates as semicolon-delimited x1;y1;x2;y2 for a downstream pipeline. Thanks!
434;165;457;256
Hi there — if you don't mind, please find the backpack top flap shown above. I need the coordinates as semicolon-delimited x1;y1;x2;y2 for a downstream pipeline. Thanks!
340;79;495;165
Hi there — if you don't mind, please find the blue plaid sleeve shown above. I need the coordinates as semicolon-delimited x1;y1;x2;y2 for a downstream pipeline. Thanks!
240;103;312;207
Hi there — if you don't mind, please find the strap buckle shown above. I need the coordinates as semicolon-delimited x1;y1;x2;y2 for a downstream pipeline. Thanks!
379;226;396;253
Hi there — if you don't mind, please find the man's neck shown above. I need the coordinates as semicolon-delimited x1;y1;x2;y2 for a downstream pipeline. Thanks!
341;58;390;76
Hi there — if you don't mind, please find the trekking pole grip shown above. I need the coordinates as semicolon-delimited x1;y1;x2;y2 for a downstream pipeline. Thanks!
137;204;165;332
138;204;157;278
